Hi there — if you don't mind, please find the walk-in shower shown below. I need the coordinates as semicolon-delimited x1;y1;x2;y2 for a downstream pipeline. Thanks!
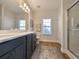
67;0;79;58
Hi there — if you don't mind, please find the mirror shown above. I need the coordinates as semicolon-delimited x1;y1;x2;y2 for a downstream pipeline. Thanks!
0;0;28;31
68;1;79;58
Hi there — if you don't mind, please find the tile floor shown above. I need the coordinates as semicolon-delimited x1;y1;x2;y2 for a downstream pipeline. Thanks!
31;45;65;59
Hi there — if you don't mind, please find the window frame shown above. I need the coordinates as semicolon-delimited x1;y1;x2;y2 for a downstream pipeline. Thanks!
19;20;26;31
41;18;52;35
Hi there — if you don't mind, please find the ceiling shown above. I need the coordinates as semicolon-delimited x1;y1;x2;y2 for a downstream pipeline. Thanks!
0;0;61;13
26;0;61;12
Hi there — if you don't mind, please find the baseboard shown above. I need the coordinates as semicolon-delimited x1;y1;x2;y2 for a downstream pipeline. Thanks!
39;41;61;49
62;53;71;59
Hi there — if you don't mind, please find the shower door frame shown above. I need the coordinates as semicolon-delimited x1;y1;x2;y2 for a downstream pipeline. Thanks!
67;0;79;58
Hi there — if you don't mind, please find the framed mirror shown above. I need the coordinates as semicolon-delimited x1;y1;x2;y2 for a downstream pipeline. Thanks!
0;0;28;31
67;0;79;58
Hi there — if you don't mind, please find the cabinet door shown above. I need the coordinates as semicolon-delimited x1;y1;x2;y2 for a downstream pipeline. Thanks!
31;34;36;52
13;36;26;59
0;36;26;59
26;34;36;59
13;38;26;59
13;44;25;59
0;52;14;59
31;34;36;53
27;35;32;59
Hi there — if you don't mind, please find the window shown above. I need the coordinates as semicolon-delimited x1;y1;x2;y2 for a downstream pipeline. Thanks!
42;19;51;34
19;20;26;30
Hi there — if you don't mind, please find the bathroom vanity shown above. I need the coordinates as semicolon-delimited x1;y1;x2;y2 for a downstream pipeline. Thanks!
0;32;36;59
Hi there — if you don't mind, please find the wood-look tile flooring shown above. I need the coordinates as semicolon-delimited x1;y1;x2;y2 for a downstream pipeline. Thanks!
31;41;70;59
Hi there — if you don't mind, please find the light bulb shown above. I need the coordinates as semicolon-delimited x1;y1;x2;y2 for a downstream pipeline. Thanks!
25;6;29;9
25;9;28;12
24;3;26;7
28;8;30;12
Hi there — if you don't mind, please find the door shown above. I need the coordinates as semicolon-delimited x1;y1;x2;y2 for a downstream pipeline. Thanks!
68;1;79;58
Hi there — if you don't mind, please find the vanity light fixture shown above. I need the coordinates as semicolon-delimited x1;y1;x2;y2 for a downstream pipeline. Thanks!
18;0;30;13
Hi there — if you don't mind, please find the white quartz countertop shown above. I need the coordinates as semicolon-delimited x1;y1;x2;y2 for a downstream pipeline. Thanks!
0;31;35;43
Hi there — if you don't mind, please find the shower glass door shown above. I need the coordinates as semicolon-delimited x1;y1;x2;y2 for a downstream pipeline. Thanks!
68;1;79;58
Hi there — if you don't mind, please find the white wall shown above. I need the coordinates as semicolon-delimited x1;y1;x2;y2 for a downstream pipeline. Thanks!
33;10;59;42
58;0;63;45
0;4;2;29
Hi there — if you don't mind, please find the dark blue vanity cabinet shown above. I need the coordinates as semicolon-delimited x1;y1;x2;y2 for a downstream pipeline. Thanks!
0;33;36;59
26;33;36;59
0;36;26;59
31;33;37;53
